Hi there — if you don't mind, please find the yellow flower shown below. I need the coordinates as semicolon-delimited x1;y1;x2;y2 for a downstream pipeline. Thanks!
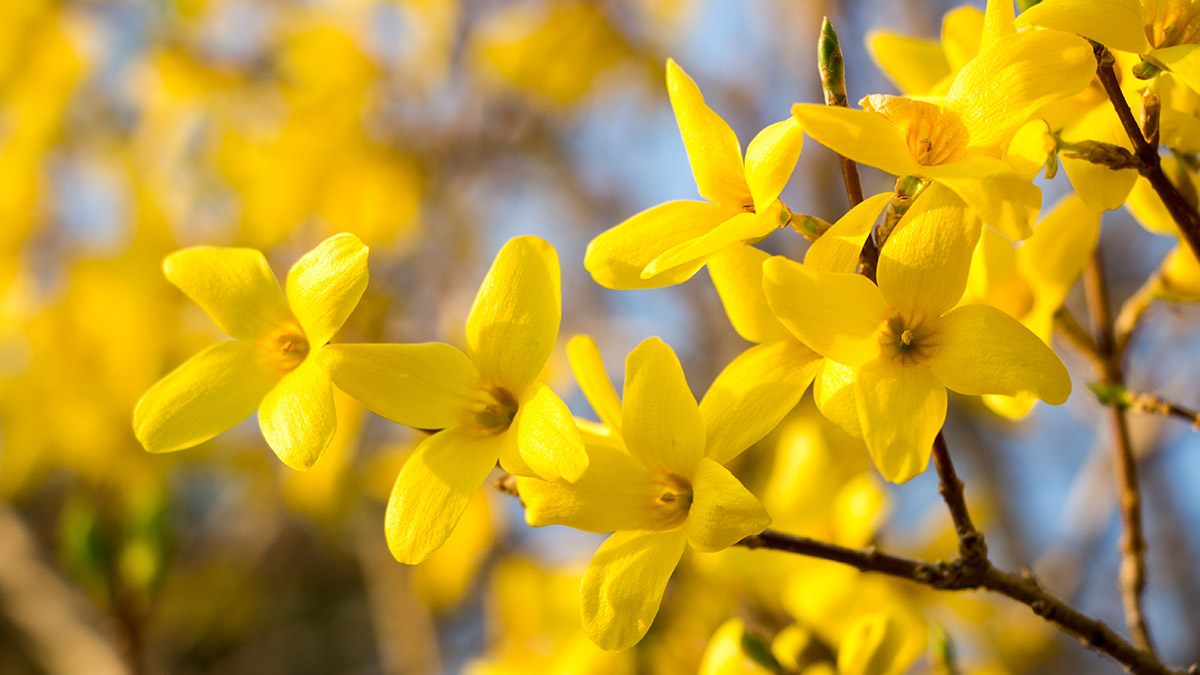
133;233;368;470
320;236;587;564
962;195;1101;419
585;59;803;289
518;337;771;651
793;29;1094;239
1017;0;1200;95
763;185;1071;482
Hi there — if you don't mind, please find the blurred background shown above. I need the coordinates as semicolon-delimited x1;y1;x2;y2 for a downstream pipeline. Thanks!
1;0;1198;673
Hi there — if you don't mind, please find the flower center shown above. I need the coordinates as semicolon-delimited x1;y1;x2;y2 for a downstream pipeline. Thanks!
649;472;693;529
879;313;939;366
1144;0;1200;48
473;386;519;434
860;94;969;166
257;321;309;375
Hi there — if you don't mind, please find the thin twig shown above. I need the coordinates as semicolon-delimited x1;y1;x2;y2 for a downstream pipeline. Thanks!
1094;43;1200;263
1089;383;1200;429
931;432;987;565
1056;307;1107;373
1084;250;1156;654
736;529;1186;675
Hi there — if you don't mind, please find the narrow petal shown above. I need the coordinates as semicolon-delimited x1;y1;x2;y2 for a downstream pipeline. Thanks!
514;385;588;482
685;458;771;552
259;357;336;470
925;156;1040;240
814;360;862;438
1014;0;1147;54
929;304;1071;404
744;117;803;213
286;233;369;346
805;192;893;273
134;341;278;453
878;183;981;317
1020;195;1101;310
855;359;946;484
581;529;687;651
466;236;560;392
791;104;920;177
385;427;500;564
762;256;886;366
944;30;1094;150
666;59;750;206
1006;120;1054;182
700;340;821;465
585;200;736;290
866;31;950;96
163;247;290;340
980;0;1016;48
518;444;669;533
941;6;984;72
708;245;790;344
642;211;775;278
567;335;623;432
1150;45;1200;97
319;342;479;430
622;338;706;473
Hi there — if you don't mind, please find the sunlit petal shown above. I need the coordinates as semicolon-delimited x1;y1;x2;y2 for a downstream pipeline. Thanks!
791;104;921;177
686;458;771;552
814;360;862;438
581;529;687;651
259;356;336;470
744;117;803;213
466;236;561;392
567;335;623;432
622;338;706;473
855;359;945;483
163;247;290;340
642;211;775;278
518;444;666;533
286;233;369;346
134;341;277;453
925;156;1040;240
666;59;751;206
1014;0;1147;54
320;342;479;430
385;427;500;564
867;31;950;96
513;385;588;482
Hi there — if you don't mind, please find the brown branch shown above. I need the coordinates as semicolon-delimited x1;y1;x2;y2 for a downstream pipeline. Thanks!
1090;383;1200;429
1094;43;1200;263
1056;307;1108;373
1084;250;1156;654
737;529;1187;675
931;432;988;565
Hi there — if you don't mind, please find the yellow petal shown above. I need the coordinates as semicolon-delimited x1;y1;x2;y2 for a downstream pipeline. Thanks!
513;385;588;482
286;233;369;346
581;529;687;651
1020;195;1101;311
942;6;984;73
980;0;1016;48
466;235;561;392
763;256;886;366
925;155;1040;240
866;31;950;96
982;393;1038;420
744;117;803;213
1061;106;1137;212
804;191;893;273
1014;0;1147;54
929;304;1071;404
944;30;1094;150
666;59;750;206
585;200;736;290
518;443;668;533
319;343;480;429
708;244;789;344
814;360;863;438
385;427;500;564
790;104;921;177
685;458;771;552
1006;120;1054;182
700;340;821;465
568;335;622;432
837;612;910;675
642;211;775;279
1160;106;1200;153
878;183;981;316
163;246;291;340
134;341;278;453
1150;44;1200;96
855;359;945;483
258;356;335;470
622;338;706;473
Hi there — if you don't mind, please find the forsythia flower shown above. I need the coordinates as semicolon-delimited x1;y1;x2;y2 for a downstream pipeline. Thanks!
585;59;803;289
320;236;587;564
518;337;771;651
133;233;368;470
793;28;1094;239
763;185;1071;482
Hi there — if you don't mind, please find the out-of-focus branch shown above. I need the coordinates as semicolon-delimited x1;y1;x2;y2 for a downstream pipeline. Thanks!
1084;250;1156;654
